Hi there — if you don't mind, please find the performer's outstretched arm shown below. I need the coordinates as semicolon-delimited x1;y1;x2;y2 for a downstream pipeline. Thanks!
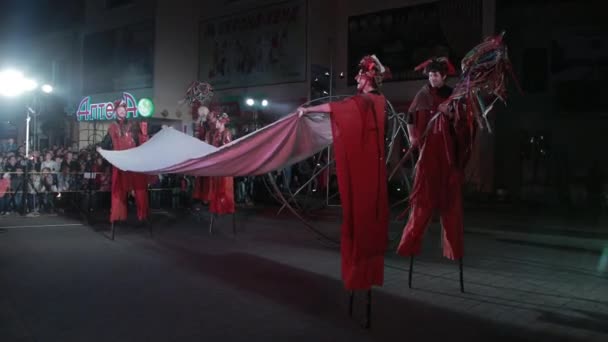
297;103;331;117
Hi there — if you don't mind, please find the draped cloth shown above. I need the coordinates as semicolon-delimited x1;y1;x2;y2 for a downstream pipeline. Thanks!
98;112;333;177
329;93;389;290
99;104;389;289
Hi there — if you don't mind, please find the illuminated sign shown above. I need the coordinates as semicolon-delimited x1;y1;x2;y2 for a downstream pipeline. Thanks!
76;92;154;121
137;98;154;118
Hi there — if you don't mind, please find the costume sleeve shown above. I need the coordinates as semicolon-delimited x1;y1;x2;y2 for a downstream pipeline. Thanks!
100;133;113;150
406;112;414;124
223;131;232;145
138;122;149;144
329;94;389;259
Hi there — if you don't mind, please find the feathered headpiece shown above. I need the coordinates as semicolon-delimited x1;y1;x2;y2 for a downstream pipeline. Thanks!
445;31;521;133
184;81;214;106
183;81;214;120
414;57;457;76
358;54;392;86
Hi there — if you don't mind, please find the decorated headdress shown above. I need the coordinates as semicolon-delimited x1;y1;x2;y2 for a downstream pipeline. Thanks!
358;54;392;86
217;112;230;124
184;81;214;106
113;99;128;120
414;57;457;76
183;81;214;120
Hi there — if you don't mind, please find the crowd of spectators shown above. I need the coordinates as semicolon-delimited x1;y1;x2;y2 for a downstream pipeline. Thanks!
0;138;114;215
0;136;334;217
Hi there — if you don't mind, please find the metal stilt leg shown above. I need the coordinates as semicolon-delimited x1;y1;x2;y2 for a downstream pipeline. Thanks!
408;256;414;289
459;258;464;293
363;289;372;329
348;291;354;317
209;214;215;234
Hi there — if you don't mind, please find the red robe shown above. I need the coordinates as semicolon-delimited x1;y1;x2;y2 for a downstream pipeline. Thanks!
206;129;235;215
108;121;150;223
329;93;389;290
397;84;472;260
192;122;211;201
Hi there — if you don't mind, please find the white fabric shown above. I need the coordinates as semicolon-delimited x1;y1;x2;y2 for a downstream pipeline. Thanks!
98;112;333;177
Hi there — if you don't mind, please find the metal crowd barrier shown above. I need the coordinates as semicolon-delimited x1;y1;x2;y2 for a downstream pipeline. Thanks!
0;170;267;219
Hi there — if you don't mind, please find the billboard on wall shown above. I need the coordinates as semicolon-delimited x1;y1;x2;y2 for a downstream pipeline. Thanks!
198;0;308;89
82;21;155;94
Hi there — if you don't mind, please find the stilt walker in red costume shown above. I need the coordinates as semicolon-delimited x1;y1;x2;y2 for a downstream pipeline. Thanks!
99;99;151;240
297;54;391;329
191;105;212;203
206;112;236;234
395;57;468;290
396;33;519;292
186;82;215;204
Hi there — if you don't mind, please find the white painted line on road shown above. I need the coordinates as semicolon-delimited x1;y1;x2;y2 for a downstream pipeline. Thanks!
0;223;84;229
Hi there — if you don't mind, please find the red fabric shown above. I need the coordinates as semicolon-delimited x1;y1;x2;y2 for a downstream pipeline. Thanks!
192;123;211;201
209;176;235;214
108;122;150;223
206;128;235;215
398;85;468;260
329;93;389;290
317;168;328;191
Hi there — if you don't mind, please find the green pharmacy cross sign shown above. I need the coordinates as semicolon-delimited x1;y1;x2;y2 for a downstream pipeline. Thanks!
137;98;154;118
76;92;155;121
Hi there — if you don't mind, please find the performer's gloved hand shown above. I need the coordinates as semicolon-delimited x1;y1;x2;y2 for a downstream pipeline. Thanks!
438;102;453;118
297;106;308;118
96;146;102;153
140;122;148;136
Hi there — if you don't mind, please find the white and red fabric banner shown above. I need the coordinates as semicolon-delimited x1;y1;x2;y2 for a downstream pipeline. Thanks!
98;112;332;176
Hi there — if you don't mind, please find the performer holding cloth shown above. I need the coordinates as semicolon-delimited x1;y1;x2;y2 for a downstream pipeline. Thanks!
99;99;150;238
297;54;391;328
206;112;235;216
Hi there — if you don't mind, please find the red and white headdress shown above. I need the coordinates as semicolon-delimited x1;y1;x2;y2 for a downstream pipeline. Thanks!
358;54;392;86
184;81;214;121
414;57;457;76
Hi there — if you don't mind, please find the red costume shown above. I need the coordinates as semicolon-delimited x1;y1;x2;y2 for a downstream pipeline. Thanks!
329;55;390;290
397;58;472;260
184;82;215;203
191;107;213;202
103;100;150;223
206;113;235;215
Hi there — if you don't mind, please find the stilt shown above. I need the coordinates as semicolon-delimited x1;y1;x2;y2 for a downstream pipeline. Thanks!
111;222;116;241
459;258;464;293
408;256;414;288
209;214;215;234
348;291;354;317
148;220;153;238
232;213;237;237
362;289;372;329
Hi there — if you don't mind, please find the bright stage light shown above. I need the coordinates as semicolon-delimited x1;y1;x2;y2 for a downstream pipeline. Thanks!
41;84;53;93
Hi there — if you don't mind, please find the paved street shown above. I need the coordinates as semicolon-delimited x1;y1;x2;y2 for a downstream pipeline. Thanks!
1;208;607;341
